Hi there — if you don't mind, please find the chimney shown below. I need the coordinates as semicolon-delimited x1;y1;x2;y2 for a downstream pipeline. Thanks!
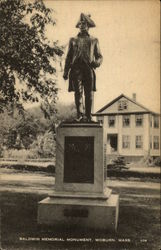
132;93;136;101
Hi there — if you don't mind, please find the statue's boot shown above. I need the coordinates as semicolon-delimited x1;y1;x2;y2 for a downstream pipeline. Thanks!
85;95;93;122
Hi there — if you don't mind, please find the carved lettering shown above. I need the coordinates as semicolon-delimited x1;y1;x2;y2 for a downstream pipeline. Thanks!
64;208;88;217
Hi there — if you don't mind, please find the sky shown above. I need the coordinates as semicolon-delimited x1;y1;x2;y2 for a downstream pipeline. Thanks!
44;0;160;113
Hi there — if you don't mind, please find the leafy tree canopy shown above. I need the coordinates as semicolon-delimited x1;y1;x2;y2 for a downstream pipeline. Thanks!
0;0;64;113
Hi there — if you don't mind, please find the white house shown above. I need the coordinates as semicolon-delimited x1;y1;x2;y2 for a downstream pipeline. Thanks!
94;94;160;162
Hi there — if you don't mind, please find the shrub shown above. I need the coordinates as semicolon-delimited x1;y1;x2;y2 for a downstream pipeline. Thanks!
30;131;56;158
2;149;39;160
153;157;161;167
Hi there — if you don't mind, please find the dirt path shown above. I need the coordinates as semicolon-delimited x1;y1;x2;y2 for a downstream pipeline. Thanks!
0;168;160;194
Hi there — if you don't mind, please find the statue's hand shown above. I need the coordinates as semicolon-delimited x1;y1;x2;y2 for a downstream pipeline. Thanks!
63;72;68;80
90;61;100;69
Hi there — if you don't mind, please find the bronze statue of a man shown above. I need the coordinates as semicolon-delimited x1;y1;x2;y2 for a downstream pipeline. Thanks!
63;13;103;122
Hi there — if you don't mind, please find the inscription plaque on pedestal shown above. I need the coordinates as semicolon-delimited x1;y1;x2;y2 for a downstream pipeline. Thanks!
64;136;94;183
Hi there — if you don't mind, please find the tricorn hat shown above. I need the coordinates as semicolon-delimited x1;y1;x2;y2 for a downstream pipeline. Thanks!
76;13;96;28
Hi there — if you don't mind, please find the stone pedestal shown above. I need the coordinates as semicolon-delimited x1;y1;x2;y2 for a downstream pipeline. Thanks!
38;122;119;231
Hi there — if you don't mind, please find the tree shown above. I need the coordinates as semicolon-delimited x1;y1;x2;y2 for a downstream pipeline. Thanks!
0;106;39;149
56;102;77;122
0;0;64;113
0;106;23;148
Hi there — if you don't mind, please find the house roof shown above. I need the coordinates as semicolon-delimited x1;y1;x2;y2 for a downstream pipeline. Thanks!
94;94;160;115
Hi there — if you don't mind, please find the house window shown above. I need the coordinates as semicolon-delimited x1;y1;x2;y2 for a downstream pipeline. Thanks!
154;115;159;128
136;136;143;149
122;135;130;149
153;136;159;149
108;116;115;127
118;100;128;111
97;117;103;124
135;114;143;127
123;115;130;127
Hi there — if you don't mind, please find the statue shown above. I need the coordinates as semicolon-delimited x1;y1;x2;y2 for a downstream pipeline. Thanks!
63;13;103;122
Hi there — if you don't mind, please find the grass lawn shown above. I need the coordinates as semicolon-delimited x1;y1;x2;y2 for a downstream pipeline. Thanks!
1;174;160;250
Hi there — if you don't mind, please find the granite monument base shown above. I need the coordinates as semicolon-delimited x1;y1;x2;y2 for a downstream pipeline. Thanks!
37;122;119;231
38;191;119;232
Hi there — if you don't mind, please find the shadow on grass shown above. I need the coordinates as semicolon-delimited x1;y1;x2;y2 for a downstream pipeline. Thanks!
0;164;55;174
107;170;160;179
1;191;160;250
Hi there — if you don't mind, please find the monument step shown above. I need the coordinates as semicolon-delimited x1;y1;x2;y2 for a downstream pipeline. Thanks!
50;188;112;200
60;122;102;128
38;194;119;232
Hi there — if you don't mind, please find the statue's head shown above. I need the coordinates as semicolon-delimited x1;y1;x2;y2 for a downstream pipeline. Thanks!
78;19;89;33
76;13;96;31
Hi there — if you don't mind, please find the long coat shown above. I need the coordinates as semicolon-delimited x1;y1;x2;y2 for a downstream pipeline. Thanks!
64;32;103;92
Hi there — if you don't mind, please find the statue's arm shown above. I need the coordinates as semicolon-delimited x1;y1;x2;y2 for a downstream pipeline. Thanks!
93;38;103;68
63;38;73;79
